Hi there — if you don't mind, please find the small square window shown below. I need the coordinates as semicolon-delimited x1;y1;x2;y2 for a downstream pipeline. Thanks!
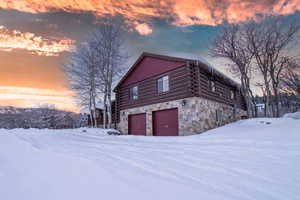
130;86;138;100
157;76;169;93
230;90;235;99
216;110;224;122
210;81;216;92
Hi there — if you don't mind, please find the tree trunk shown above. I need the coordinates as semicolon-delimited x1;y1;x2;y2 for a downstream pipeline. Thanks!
273;87;280;117
243;89;251;118
263;75;271;117
103;84;108;129
107;93;112;128
92;90;98;128
89;90;94;128
107;66;113;128
241;75;253;118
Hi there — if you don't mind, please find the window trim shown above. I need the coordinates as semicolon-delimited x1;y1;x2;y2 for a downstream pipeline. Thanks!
216;109;224;123
157;75;170;94
129;85;139;100
230;90;235;100
210;80;216;92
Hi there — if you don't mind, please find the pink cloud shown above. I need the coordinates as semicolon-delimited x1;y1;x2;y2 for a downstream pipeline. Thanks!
0;0;299;34
0;26;74;56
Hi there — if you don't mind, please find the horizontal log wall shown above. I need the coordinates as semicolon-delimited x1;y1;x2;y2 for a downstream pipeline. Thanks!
115;62;247;122
117;65;194;110
197;65;247;110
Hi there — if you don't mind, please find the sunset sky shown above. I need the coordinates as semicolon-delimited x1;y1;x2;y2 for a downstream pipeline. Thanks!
0;0;300;112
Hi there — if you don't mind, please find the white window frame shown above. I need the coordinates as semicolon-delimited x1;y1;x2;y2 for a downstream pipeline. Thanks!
230;90;235;99
157;75;169;93
130;86;138;100
210;81;216;92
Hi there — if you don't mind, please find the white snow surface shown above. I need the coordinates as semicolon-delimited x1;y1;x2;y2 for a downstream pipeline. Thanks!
283;111;300;120
0;117;299;200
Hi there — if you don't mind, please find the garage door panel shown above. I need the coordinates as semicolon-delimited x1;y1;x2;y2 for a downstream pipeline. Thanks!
128;113;146;135
153;108;178;136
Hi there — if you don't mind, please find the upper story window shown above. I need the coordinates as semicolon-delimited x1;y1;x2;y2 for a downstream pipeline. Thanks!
210;80;216;92
157;75;169;93
130;86;138;100
230;90;235;99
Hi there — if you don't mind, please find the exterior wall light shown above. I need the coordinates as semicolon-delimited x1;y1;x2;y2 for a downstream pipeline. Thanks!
181;100;187;107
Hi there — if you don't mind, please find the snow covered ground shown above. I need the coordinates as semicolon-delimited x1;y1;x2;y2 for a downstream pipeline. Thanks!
0;116;299;200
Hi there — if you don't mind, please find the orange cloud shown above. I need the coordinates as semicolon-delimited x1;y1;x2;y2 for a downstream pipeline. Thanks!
134;23;153;35
0;86;78;112
0;0;299;34
0;25;74;56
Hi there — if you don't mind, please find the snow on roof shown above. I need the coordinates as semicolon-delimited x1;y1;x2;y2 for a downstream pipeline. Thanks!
165;52;241;88
164;52;214;68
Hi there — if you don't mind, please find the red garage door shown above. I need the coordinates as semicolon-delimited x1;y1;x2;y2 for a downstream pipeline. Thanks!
128;113;146;135
153;108;178;136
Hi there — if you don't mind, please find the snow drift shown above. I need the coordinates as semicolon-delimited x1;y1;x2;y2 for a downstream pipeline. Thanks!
283;111;300;120
0;117;299;200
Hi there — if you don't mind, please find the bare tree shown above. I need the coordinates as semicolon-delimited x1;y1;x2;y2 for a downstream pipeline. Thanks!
269;56;293;116
89;21;127;128
281;58;300;96
245;17;300;117
64;42;100;127
64;20;127;129
210;24;255;117
255;82;271;117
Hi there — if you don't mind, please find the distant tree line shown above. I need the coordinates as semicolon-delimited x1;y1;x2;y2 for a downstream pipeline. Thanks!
0;105;87;129
210;16;300;117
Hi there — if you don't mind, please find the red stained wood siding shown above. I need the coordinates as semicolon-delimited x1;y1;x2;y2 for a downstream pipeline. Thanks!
197;65;247;110
117;65;194;110
122;56;185;86
153;108;178;136
114;53;248;122
128;113;146;135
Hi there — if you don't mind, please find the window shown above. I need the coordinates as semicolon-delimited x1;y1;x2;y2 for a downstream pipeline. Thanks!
216;110;224;123
230;90;235;99
232;104;236;119
210;81;216;92
130;86;138;100
157;75;169;93
95;109;101;118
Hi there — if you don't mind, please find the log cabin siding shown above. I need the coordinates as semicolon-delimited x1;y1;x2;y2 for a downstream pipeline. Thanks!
118;65;194;110
116;62;247;114
115;54;248;125
197;66;246;110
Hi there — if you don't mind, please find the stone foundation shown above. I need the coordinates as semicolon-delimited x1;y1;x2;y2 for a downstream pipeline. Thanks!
117;97;247;136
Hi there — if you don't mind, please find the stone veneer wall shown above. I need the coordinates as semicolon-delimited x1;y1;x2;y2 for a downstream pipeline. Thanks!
118;97;247;136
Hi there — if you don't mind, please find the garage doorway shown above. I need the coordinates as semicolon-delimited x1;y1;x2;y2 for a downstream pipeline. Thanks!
128;113;146;135
153;108;179;136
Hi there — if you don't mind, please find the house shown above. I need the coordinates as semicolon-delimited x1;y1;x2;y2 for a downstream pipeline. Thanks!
113;52;248;136
87;101;118;127
255;103;265;112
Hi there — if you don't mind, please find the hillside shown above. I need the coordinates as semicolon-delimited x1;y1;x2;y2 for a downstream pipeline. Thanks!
0;106;87;129
0;116;299;200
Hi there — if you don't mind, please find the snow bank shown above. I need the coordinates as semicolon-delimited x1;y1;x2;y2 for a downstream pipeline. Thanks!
0;118;300;200
283;111;300;120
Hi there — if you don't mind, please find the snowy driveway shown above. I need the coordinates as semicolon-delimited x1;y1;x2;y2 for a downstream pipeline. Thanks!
0;118;300;200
